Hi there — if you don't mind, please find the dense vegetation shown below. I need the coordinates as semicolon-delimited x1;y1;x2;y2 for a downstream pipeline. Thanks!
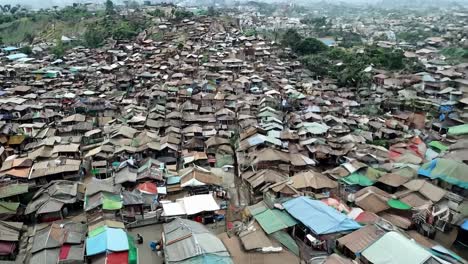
281;29;423;87
0;0;196;51
441;47;468;63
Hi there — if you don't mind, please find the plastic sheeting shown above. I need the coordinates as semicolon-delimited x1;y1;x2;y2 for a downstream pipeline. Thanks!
253;209;297;234
283;196;361;235
362;231;434;264
86;228;129;256
127;234;138;264
0;241;15;255
84;192;123;212
418;158;468;189
163;194;220;216
106;251;129;264
342;172;375;186
163;219;231;263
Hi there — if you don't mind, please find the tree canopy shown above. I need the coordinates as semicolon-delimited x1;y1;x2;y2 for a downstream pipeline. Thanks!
281;29;302;50
294;37;328;55
105;0;115;15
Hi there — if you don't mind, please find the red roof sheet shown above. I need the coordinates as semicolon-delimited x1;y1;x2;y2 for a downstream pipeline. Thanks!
137;182;158;195
107;251;129;264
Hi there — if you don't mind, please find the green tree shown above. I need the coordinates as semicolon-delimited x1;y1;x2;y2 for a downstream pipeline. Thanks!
148;8;165;17
105;0;115;15
52;40;65;58
23;32;35;44
84;24;107;48
173;10;193;21
207;6;216;16
301;54;331;78
10;5;19;14
281;28;302;49
326;47;349;60
19;45;32;55
294;38;328;55
171;8;175;19
112;21;137;40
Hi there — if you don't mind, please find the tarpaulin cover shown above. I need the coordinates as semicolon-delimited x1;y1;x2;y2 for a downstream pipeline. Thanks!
355;211;379;224
418;159;468;189
166;176;181;185
387;199;412;210
0;241;15;255
137;182;158;195
127;234;138;264
448;124;468;136
181;194;220;215
85;192;123;211
253;208;297;234
428;141;448;152
59;244;71;260
86;228;129;256
461;219;468;231
172;254;233;264
362;231;432;264
342;172;375;186
107;251;129;264
102;193;123;210
283;196;361;235
389;137;426;162
0;201;19;214
88;226;107;238
270;230;299;256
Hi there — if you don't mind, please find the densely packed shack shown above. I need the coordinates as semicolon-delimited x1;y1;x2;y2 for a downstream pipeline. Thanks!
0;10;466;264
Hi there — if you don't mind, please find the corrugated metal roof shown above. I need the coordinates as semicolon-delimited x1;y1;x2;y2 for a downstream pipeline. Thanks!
0;183;28;198
253;208;297;234
337;225;385;254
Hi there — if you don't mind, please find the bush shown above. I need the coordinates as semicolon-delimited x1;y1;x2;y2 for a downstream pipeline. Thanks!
112;21;137;40
51;40;65;58
294;37;328;55
173;10;193;21
84;24;107;48
19;45;32;55
281;28;302;49
148;9;165;17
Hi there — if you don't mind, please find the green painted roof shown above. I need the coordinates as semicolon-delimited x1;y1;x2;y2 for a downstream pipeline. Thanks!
88;226;106;237
254;208;297;234
428;141;449;152
387;199;412;210
102;193;123;210
362;231;432;264
342;172;375;186
419;158;468;188
0;201;19;214
271;230;299;256
365;167;386;180
127;234;138;264
0;183;28;199
448;124;468;136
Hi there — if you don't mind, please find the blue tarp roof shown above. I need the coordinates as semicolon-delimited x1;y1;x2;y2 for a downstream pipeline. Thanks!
6;53;28;61
318;38;336;47
86;227;129;256
283;196;361;235
461;219;468;231
166;176;181;185
2;46;18;52
418;158;468;189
